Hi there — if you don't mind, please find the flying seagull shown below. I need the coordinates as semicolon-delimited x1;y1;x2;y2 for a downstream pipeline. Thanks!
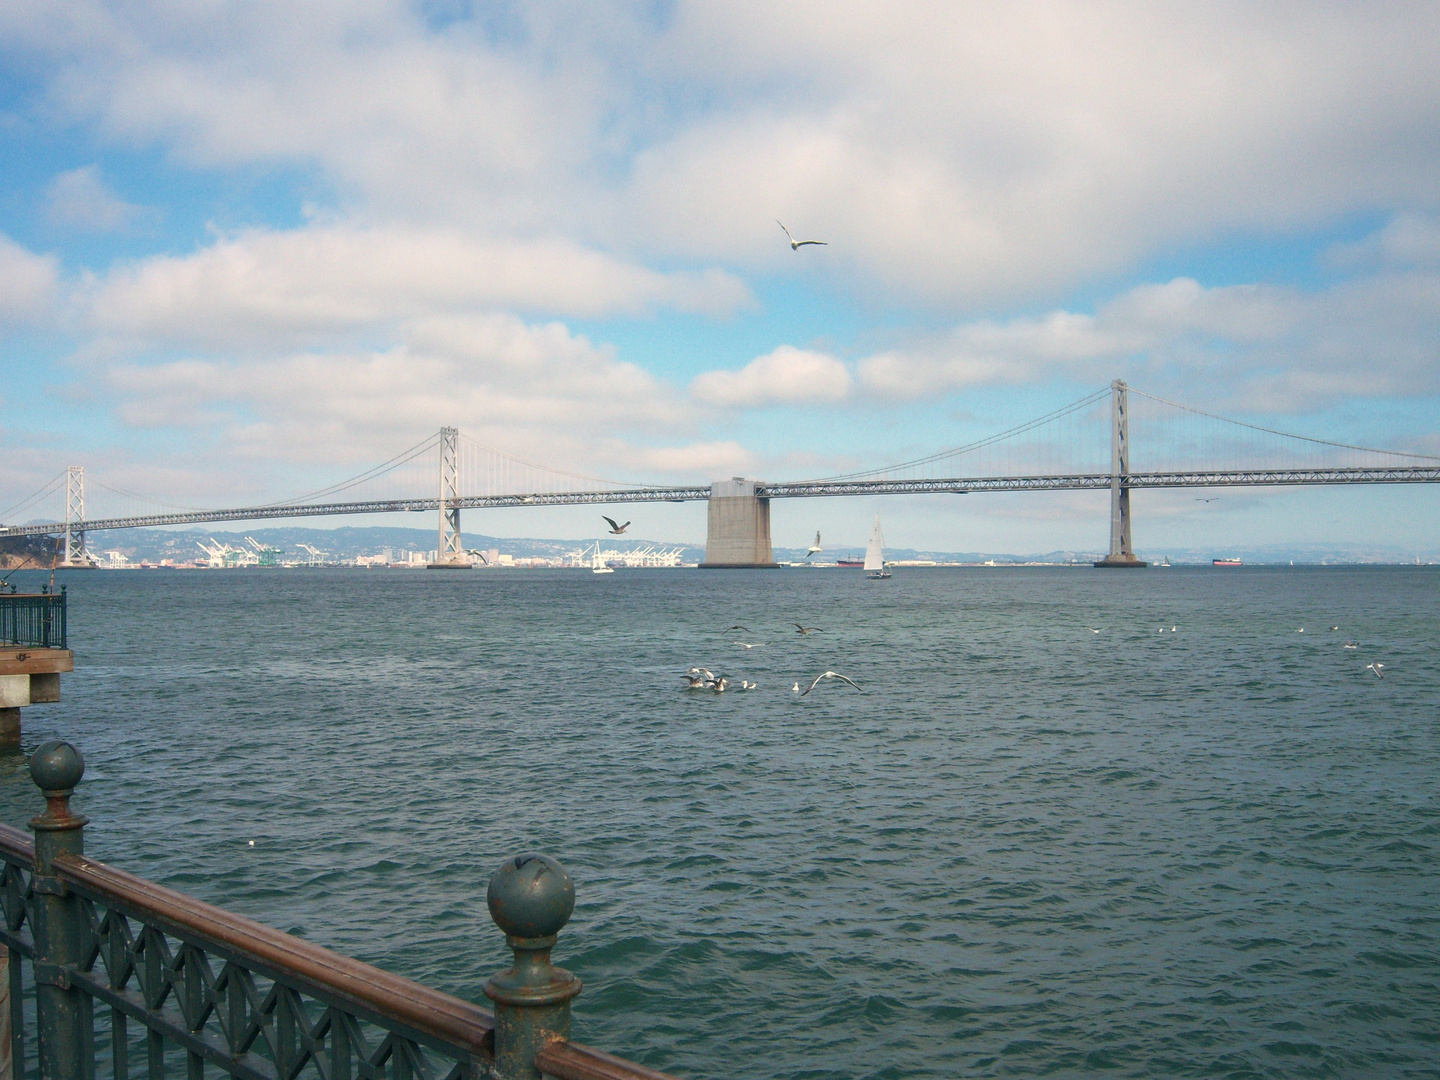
805;531;822;560
1366;662;1385;678
732;641;768;649
1086;627;1102;634
1196;497;1220;503
777;221;827;250
801;671;862;696
602;516;630;535
794;624;823;635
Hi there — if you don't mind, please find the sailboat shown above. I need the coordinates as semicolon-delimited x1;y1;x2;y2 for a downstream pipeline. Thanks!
590;542;614;574
864;516;891;579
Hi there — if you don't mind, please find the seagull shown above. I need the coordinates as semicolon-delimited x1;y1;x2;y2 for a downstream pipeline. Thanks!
681;673;710;689
805;531;822;560
740;680;758;691
711;676;731;693
1298;628;1304;633
722;624;749;633
732;641;768;649
1366;662;1385;679
1196;497;1220;503
1086;627;1102;634
792;682;801;693
801;671;862;696
602;516;630;535
1171;626;1177;632
1329;626;1339;631
1343;641;1359;649
247;840;255;847
794;624;823;635
777;220;827;250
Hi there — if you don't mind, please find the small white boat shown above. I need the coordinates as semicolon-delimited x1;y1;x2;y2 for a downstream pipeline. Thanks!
590;542;614;574
864;516;891;579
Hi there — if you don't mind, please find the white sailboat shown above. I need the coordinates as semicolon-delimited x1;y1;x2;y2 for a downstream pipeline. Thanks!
590;542;614;574
864;516;891;579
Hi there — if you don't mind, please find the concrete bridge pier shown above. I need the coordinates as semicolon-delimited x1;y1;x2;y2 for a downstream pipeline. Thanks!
1095;379;1148;569
700;479;778;568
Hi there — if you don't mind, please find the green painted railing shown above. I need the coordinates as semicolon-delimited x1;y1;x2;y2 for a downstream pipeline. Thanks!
0;591;67;651
0;741;679;1080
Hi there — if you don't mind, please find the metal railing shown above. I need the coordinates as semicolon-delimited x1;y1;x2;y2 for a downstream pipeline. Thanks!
0;741;680;1080
0;591;66;651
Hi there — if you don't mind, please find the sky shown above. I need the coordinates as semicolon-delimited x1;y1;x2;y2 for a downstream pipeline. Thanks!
1;1;1439;556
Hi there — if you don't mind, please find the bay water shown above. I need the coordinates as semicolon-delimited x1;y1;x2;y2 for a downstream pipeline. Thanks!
1;565;1436;1078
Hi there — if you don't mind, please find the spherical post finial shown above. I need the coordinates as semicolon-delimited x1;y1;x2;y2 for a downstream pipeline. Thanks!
487;853;575;943
485;853;582;1080
30;740;84;794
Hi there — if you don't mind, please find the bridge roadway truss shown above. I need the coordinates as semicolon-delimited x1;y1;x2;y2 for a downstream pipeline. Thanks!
1;466;1437;540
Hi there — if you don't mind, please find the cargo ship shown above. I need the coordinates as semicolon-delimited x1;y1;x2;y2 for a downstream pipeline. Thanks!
1212;558;1242;567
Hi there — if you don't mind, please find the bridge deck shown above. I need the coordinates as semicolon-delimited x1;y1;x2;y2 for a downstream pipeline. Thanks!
1;467;1437;537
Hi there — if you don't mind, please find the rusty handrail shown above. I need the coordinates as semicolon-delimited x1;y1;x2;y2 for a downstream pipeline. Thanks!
537;1041;683;1080
0;823;33;866
49;847;493;1054
2;796;685;1079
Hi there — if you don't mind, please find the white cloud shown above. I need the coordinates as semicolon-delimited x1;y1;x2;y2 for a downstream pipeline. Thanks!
44;165;142;232
94;312;721;483
84;225;750;349
8;4;1440;303
690;345;851;407
1326;213;1440;269
857;270;1440;411
0;235;59;328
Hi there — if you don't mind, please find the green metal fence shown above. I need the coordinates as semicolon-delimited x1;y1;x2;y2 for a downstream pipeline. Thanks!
0;741;679;1080
0;592;67;650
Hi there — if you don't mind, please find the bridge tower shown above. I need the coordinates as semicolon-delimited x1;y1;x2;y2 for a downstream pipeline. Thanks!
1094;380;1147;568
60;466;94;568
700;478;777;568
429;427;471;569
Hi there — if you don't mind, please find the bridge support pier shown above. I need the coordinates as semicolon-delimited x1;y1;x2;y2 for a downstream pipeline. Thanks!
700;479;777;568
429;426;472;569
1095;379;1147;568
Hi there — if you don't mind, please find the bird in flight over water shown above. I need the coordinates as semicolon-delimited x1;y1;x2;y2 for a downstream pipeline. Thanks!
805;531;822;560
777;221;827;250
1366;662;1385;678
602;516;630;535
801;671;862;696
794;623;823;635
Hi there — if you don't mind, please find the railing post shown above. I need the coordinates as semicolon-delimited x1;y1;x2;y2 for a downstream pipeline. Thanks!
28;741;93;1080
484;854;582;1080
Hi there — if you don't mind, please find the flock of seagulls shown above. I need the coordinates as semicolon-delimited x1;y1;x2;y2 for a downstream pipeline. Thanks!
681;620;862;699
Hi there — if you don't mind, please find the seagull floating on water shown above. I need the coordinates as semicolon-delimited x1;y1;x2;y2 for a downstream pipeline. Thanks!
740;680;758;691
794;624;823;635
777;221;827;250
602;516;630;535
1086;627;1102;634
792;682;801;693
1343;641;1359;650
801;671;862;696
732;641;768;650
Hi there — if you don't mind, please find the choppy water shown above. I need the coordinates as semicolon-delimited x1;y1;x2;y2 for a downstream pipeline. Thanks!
2;565;1438;1079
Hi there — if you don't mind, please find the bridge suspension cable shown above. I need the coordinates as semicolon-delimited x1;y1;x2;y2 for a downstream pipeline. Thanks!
0;471;66;523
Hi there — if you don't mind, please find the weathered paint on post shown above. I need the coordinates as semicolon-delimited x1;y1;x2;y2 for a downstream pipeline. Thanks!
484;854;583;1080
28;741;93;1080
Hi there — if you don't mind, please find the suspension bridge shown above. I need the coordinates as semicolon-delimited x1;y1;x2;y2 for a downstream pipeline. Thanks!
2;381;1436;568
